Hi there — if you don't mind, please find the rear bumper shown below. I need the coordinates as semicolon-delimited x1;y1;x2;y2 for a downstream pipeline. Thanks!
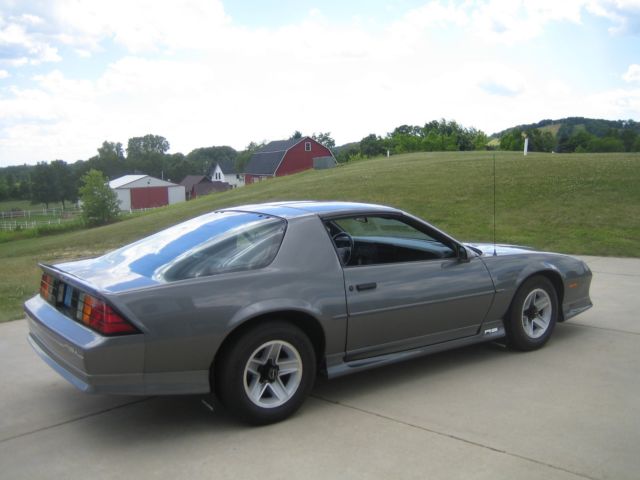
24;295;147;395
24;295;211;395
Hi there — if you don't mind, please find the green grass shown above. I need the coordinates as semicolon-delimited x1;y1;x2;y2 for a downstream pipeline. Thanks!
2;151;638;322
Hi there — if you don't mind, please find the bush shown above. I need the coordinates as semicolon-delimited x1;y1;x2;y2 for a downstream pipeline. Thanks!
78;170;120;226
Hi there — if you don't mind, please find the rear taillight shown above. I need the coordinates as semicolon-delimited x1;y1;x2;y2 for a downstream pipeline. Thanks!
40;273;54;302
76;292;139;335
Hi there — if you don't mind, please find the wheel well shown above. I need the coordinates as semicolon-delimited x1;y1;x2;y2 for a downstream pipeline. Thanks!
211;311;326;390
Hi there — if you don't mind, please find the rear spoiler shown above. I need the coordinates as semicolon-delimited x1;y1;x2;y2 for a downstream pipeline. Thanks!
38;263;104;299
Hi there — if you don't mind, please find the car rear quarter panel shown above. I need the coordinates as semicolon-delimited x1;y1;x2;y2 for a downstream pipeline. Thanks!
112;214;347;378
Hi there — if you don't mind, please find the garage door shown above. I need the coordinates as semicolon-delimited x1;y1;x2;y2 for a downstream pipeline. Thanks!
130;187;169;209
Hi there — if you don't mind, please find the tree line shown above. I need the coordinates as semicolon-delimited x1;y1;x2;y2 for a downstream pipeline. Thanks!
335;119;489;162
497;117;640;153
1;117;638;209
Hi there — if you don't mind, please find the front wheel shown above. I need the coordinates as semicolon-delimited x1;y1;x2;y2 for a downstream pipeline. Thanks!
215;322;316;425
505;276;558;351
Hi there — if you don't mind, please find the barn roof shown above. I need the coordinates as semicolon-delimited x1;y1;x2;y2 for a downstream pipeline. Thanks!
244;138;306;176
179;175;208;191
108;174;179;189
109;174;147;189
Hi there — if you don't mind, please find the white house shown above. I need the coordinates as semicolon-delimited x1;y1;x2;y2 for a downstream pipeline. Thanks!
210;159;244;188
108;175;185;211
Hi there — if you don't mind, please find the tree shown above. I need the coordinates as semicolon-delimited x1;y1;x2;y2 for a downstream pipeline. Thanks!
360;134;386;157
126;134;170;157
125;134;170;178
289;130;302;140
236;141;265;172
87;141;127;179
49;160;77;208
185;146;238;177
0;177;8;201
311;132;336;149
78;169;120;226
499;129;524;151
30;162;57;209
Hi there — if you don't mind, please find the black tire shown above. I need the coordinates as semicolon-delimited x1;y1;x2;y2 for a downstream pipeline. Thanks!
505;276;558;351
215;321;316;425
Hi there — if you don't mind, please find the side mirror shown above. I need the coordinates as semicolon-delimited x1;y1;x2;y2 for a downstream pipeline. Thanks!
458;246;470;263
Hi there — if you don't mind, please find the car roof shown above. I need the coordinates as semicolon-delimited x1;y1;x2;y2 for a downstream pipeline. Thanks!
222;201;401;218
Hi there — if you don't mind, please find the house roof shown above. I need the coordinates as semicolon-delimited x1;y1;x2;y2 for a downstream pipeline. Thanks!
215;159;237;174
179;175;209;191
244;138;307;176
108;174;148;189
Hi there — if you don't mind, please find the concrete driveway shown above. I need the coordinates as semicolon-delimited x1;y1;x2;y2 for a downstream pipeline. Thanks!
1;256;638;479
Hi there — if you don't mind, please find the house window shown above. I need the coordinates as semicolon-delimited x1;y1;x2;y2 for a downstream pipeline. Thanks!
305;142;311;152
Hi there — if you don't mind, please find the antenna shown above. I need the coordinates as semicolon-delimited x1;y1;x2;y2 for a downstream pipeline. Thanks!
493;153;497;256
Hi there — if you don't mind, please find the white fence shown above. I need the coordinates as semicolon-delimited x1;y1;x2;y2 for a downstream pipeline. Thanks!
0;207;82;219
0;206;158;231
0;207;82;231
0;218;72;231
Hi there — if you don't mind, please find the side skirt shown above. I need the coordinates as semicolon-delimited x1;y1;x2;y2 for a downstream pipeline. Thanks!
325;320;505;379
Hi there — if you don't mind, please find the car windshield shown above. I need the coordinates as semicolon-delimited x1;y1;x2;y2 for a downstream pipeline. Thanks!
100;211;286;282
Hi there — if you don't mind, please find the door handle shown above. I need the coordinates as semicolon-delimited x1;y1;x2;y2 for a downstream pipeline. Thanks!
355;282;377;291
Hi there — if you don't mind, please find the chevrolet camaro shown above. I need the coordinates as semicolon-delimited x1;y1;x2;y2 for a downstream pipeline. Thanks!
24;201;593;424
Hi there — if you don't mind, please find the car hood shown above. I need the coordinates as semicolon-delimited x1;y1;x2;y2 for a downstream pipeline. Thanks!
465;243;537;256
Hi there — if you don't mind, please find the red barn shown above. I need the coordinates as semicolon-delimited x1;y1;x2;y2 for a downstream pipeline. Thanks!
108;175;185;211
244;137;336;184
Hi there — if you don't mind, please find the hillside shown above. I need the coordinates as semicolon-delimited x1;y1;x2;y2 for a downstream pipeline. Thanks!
2;151;639;321
491;117;640;139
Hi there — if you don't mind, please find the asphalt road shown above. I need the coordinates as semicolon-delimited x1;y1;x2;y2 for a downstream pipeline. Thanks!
0;256;638;480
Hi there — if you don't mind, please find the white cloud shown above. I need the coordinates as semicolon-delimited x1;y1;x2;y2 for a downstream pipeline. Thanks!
587;0;640;34
0;14;61;66
52;0;231;53
0;69;9;79
623;64;640;82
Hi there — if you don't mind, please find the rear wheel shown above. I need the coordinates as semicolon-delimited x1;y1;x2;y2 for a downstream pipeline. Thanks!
505;276;558;351
215;321;316;425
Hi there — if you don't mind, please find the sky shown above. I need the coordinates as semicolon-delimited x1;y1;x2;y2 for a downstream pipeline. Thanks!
0;0;639;167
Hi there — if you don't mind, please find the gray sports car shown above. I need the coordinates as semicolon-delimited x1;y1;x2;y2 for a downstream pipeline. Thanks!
24;201;592;424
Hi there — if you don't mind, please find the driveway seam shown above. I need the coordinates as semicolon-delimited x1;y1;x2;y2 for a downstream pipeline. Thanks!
588;270;639;277
563;322;640;336
0;397;153;445
312;394;600;480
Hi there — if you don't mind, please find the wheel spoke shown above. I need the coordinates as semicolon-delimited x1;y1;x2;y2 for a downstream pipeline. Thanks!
277;358;300;376
246;359;263;375
268;378;289;401
525;293;536;310
266;343;282;362
248;376;267;402
523;318;534;336
532;316;548;331
534;296;550;312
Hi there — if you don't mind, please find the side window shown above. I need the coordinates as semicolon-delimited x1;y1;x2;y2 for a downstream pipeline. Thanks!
305;142;311;151
326;215;455;266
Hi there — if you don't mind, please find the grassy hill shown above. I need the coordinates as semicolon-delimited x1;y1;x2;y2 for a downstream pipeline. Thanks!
2;151;638;321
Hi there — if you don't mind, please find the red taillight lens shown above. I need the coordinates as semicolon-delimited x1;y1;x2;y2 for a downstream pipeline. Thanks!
40;273;54;302
76;293;138;335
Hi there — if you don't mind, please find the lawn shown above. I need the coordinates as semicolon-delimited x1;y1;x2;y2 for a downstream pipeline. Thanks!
1;151;638;322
